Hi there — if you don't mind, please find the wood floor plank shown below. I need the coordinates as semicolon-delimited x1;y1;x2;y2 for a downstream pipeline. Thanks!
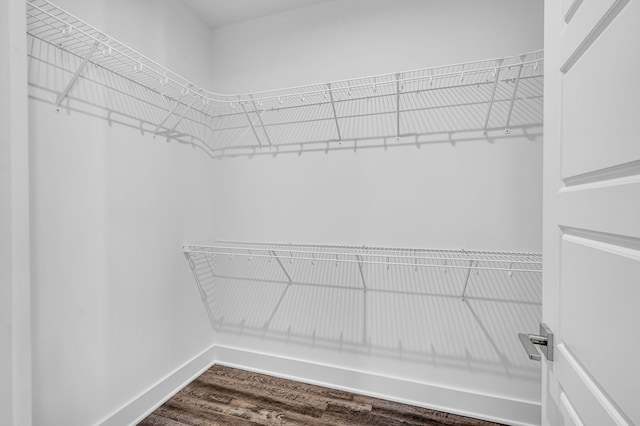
355;394;500;426
184;380;327;419
139;365;505;426
203;366;356;402
138;413;190;426
188;382;324;424
197;369;371;414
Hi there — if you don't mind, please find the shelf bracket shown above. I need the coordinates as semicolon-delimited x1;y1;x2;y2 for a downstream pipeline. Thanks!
327;83;342;141
153;91;187;136
270;250;292;283
356;255;367;291
504;62;524;134
240;103;263;147
158;96;197;139
55;41;100;112
395;73;401;140
460;260;476;300
482;58;505;136
250;95;272;146
183;252;217;330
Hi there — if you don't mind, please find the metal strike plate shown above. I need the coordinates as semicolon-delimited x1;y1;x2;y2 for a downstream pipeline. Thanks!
518;323;554;361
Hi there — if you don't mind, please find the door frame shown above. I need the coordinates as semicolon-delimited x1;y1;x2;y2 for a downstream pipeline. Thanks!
0;0;32;424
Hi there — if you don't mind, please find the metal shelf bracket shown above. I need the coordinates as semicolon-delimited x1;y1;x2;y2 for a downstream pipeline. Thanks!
55;41;99;112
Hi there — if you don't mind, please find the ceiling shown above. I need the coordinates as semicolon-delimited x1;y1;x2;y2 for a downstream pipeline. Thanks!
180;0;330;29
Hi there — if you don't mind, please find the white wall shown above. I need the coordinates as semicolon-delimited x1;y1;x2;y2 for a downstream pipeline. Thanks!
28;0;216;424
209;0;543;251
1;0;31;425
205;1;544;424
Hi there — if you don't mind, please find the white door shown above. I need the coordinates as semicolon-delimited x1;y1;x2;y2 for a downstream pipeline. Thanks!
541;0;640;425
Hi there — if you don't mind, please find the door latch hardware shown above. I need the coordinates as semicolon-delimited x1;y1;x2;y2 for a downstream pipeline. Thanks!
518;323;554;361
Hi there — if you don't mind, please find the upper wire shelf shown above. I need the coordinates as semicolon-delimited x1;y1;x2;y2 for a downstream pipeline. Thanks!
27;0;544;157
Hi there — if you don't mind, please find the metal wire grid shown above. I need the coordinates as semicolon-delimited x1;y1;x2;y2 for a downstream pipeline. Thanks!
27;0;543;154
183;241;542;274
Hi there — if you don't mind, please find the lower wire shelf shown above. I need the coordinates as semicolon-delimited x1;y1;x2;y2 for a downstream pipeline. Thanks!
183;241;543;361
183;240;542;301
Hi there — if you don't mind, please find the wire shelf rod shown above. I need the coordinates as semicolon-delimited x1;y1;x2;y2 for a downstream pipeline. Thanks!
204;80;543;127
183;244;542;265
209;240;542;258
243;50;543;99
240;60;543;105
184;249;540;273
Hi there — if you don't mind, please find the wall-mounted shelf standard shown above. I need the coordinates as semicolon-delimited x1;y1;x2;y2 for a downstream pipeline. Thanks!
27;0;544;157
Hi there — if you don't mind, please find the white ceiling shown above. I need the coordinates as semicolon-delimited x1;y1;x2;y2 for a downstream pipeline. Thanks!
180;0;330;29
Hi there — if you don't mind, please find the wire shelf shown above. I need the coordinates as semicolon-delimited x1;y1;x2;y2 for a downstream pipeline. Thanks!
184;241;542;362
27;0;544;156
183;241;542;274
183;241;542;336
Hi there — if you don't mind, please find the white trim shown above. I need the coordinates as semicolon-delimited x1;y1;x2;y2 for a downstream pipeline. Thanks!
562;232;640;261
97;345;215;426
557;344;629;426
560;391;584;426
100;344;541;426
213;345;542;426
0;0;31;424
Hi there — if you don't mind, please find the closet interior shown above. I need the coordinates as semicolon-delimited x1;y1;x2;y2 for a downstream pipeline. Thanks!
25;0;545;425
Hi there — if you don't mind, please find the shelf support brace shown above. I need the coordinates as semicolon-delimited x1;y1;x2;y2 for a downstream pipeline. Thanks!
241;103;263;147
184;252;217;330
158;96;197;139
460;260;476;300
270;250;292;283
356;254;368;344
482;58;505;136
250;95;272;146
356;255;367;291
504;61;524;134
55;41;100;112
327;83;342;141
395;73;401;140
153;91;187;136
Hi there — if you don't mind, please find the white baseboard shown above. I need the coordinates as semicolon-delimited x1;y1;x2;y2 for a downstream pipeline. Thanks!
213;345;541;426
100;344;540;426
98;345;215;426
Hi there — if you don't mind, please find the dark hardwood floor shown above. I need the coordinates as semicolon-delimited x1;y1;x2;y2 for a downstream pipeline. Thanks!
139;365;504;426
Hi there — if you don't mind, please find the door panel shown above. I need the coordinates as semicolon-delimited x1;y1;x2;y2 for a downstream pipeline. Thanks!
553;343;626;425
559;0;629;73
560;232;639;421
543;0;639;425
561;0;640;178
558;181;640;239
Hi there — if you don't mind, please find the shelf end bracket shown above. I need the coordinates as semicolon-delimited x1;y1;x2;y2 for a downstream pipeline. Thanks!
241;103;263;147
460;260;476;300
250;95;272;146
153;91;188;136
55;41;100;112
482;58;505;136
356;254;367;291
396;73;401;140
504;62;524;134
271;250;292;283
327;83;342;141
